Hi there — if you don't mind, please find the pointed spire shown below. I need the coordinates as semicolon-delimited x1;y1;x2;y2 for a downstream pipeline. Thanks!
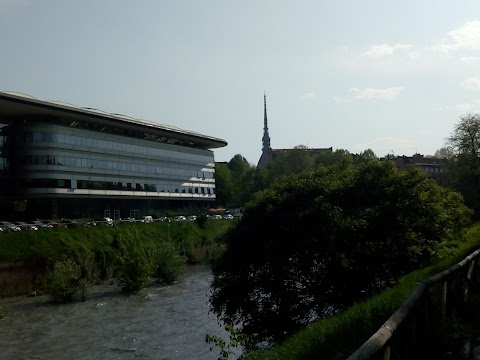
262;92;271;150
258;92;273;167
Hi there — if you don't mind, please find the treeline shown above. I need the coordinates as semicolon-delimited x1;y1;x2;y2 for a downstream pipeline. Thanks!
215;147;377;208
0;219;233;301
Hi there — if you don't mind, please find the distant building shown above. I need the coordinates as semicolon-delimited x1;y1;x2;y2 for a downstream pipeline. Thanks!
0;91;227;220
257;93;331;167
388;153;448;184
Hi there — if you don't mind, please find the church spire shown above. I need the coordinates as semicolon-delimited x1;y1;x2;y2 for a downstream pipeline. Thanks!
258;92;273;167
262;92;271;150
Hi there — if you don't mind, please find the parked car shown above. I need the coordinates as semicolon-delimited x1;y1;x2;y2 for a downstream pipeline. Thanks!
0;221;21;231
141;216;153;223
13;222;38;231
32;221;54;229
60;219;80;228
186;215;197;221
174;216;186;222
223;214;234;220
45;221;67;228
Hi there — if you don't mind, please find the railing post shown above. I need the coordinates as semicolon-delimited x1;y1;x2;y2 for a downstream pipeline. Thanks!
441;280;448;320
464;260;475;302
383;345;390;360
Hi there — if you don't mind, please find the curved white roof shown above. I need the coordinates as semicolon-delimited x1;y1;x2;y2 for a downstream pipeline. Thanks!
0;91;227;149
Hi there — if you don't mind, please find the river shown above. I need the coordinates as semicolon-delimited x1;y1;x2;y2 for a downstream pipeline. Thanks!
0;265;235;360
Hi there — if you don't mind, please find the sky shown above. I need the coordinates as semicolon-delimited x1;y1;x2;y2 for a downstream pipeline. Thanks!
2;1;480;164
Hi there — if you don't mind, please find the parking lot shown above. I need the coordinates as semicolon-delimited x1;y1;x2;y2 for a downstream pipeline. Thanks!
0;214;238;232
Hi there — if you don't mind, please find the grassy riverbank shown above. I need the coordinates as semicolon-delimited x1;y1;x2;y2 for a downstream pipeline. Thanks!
0;219;234;299
243;222;480;360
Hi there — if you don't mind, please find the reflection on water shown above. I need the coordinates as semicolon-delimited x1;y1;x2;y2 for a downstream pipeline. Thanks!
0;265;230;360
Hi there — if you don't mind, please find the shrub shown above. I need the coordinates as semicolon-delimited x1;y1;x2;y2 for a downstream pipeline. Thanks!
154;242;187;284
45;256;82;302
114;229;156;293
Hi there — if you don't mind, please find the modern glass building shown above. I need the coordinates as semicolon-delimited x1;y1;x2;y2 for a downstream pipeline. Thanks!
0;91;227;220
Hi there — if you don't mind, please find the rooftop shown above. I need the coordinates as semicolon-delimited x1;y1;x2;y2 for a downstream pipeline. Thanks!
0;91;227;149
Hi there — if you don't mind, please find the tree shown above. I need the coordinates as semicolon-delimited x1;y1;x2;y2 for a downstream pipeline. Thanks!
267;145;316;180
354;148;377;164
315;148;352;167
210;161;471;346
446;113;480;216
214;163;235;208
448;113;480;155
434;147;454;160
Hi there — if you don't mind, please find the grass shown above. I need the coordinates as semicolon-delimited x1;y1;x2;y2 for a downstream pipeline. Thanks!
0;220;233;264
244;222;480;360
0;219;234;298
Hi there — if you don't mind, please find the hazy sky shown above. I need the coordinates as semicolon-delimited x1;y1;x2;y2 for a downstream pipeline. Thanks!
2;1;480;164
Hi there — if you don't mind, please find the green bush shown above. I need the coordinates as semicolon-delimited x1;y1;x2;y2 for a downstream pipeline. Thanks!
45;256;82;302
114;229;156;293
154;242;187;284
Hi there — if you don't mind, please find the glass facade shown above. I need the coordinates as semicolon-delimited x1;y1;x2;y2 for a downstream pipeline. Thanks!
19;124;216;197
0;92;226;219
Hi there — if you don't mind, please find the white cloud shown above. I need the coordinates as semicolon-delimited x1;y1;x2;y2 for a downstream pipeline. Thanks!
335;87;404;103
431;21;480;52
460;77;480;90
302;91;316;100
362;43;412;57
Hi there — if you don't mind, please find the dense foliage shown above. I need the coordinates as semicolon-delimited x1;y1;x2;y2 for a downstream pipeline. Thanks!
0;220;233;300
214;148;376;208
445;113;480;217
210;160;471;346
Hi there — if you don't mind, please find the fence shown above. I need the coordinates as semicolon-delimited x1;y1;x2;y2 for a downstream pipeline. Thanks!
347;248;480;360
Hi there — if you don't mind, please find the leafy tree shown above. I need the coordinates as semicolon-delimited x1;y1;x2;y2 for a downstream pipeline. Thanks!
210;161;471;346
446;113;480;216
228;154;251;178
214;163;235;208
434;146;454;160
354;148;377;165
448;113;480;155
315;148;352;167
268;145;316;180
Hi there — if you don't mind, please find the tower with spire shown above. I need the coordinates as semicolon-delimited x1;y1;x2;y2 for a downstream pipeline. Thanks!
257;92;273;167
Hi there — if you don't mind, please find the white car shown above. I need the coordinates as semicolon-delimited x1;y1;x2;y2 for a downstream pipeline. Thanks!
0;221;21;231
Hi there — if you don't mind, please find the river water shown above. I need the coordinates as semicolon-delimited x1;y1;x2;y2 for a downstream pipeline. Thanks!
0;265;234;360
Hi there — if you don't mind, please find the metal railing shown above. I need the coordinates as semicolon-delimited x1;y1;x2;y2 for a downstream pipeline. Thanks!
347;248;480;360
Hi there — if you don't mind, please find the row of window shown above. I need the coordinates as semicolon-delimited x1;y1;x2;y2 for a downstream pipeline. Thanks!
23;131;213;163
23;155;214;179
422;166;443;173
23;178;215;195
